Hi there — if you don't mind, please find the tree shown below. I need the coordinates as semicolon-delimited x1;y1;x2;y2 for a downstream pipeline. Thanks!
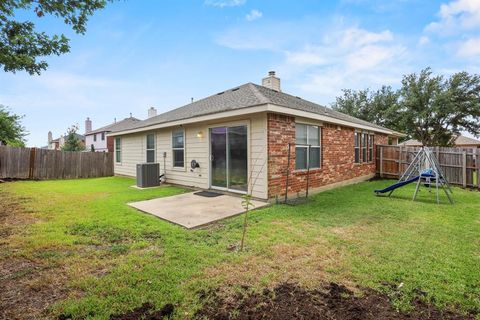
0;104;26;146
1;0;113;75
62;125;85;151
332;68;480;146
332;86;401;130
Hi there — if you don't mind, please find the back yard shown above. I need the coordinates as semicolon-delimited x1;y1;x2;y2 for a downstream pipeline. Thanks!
0;177;479;319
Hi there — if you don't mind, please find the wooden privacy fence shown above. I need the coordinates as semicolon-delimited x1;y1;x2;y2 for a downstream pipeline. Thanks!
377;145;480;189
0;146;114;180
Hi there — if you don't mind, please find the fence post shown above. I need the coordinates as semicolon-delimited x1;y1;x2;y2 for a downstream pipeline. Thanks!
398;146;402;178
462;150;467;188
379;146;384;178
477;148;480;191
28;147;36;179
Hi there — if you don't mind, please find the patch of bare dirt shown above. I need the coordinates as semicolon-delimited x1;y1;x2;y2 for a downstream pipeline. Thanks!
107;302;174;320
195;282;475;320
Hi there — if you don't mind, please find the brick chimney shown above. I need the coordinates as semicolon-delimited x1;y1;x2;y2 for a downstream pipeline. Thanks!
148;107;157;118
262;71;281;92
48;131;52;143
85;117;92;133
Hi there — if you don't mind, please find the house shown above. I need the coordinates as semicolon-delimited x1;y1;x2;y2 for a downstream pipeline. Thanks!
47;131;85;150
400;135;480;149
109;72;404;200
84;116;141;152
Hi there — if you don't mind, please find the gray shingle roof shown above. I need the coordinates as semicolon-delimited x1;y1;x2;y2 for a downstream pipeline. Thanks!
52;133;85;142
87;117;141;135
112;83;400;134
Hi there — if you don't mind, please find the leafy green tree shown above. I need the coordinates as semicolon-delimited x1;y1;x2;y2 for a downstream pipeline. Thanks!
401;69;480;146
332;86;400;130
0;104;26;146
61;125;85;151
332;68;480;146
1;0;113;75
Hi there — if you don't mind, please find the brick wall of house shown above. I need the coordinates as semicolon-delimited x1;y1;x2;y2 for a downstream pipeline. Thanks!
107;136;114;152
267;113;388;199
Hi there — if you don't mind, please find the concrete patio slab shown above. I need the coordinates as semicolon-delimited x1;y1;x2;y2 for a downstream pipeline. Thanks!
128;192;269;229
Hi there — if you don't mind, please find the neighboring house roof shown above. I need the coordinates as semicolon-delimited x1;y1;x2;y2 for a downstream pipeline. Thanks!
400;135;480;147
399;139;422;146
86;117;141;135
51;133;85;142
455;135;480;146
110;83;404;136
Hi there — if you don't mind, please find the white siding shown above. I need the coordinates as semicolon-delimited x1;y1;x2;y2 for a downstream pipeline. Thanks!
85;132;108;152
113;113;268;199
114;133;144;176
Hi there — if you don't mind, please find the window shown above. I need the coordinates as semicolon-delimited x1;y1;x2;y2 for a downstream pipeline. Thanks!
115;137;121;163
93;134;97;142
354;132;360;163
101;132;105;141
368;135;374;162
295;123;321;170
172;129;184;167
146;134;155;163
362;133;368;162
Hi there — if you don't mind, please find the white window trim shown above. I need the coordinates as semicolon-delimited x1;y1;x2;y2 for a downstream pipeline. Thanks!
172;128;185;169
362;133;368;163
355;131;375;164
115;137;122;164
295;123;321;171
354;131;361;164
146;133;156;163
368;134;374;162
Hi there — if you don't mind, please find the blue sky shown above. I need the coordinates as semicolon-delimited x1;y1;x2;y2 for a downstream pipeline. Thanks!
1;0;479;146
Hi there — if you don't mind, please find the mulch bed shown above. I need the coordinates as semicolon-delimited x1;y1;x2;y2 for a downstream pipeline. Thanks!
195;282;475;320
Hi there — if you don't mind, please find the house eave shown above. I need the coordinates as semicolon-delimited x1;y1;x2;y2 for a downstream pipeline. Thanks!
107;103;405;137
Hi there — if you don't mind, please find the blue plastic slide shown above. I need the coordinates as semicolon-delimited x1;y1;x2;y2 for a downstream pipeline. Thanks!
374;176;420;194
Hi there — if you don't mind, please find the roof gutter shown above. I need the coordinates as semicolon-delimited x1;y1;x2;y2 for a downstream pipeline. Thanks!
108;103;405;137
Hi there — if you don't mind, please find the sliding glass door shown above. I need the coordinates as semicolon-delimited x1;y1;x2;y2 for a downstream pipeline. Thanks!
210;125;248;193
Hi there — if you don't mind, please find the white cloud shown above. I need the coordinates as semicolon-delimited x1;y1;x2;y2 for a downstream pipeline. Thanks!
283;28;399;70
286;46;328;66
286;27;406;98
418;36;430;45
204;0;246;8
215;21;409;100
246;9;262;21
456;37;480;58
425;0;480;34
338;28;393;47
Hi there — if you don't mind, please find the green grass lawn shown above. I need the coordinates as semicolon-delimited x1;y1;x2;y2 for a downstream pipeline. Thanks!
1;177;479;319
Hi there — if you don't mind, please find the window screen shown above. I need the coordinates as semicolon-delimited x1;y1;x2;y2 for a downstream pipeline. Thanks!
146;134;155;163
295;123;321;170
172;129;184;167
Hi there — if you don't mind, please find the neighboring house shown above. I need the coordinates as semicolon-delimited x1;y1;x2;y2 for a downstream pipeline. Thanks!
109;72;404;200
47;131;85;150
400;135;480;149
84;116;141;152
